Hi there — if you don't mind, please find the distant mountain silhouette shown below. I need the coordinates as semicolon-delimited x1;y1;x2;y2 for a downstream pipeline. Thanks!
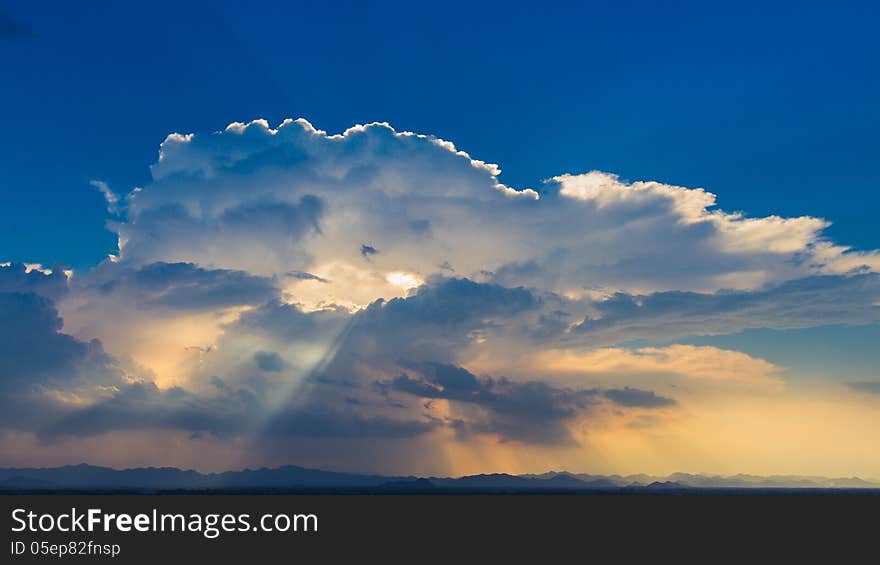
644;481;690;490
0;464;877;492
428;472;618;490
377;478;437;491
0;476;57;489
0;464;405;490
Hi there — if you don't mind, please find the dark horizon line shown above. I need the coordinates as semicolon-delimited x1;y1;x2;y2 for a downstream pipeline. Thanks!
1;462;878;489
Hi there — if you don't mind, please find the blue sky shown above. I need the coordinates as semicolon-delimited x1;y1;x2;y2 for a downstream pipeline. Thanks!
2;0;879;268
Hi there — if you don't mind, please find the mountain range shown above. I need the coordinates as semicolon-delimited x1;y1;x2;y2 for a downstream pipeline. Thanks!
1;464;877;492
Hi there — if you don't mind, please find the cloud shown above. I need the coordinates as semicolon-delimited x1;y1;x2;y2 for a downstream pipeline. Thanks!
231;280;675;446
847;382;880;395
285;271;328;283
553;171;828;255
0;292;124;393
333;277;541;364
261;410;439;440
75;261;279;312
253;351;284;372
106;119;879;304
112;193;323;275
229;297;348;342
48;262;281;388
48;382;244;437
529;345;785;393
0;287;435;443
381;361;672;445
603;387;676;408
0;291;137;435
0;263;70;301
5;117;880;473
90;180;121;215
575;274;880;344
0;273;799;455
68;278;657;448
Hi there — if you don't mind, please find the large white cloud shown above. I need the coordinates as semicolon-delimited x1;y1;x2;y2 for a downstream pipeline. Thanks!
101;118;879;312
5;117;880;474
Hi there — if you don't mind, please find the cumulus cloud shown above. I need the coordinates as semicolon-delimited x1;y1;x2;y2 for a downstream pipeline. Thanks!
106;119;879;305
5;117;880;473
230;297;348;342
0;286;435;443
0;262;69;301
112;193;323;276
0;293;122;392
0;291;135;434
341;277;541;363
6;277;673;450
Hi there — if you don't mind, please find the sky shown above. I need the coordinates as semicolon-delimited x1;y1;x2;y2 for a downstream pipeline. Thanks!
1;0;879;478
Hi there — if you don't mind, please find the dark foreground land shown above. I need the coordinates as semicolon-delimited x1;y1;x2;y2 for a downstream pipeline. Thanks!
6;487;880;495
2;463;878;494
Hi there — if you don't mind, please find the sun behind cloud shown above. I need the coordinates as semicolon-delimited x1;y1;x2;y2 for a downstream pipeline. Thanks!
1;118;879;477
